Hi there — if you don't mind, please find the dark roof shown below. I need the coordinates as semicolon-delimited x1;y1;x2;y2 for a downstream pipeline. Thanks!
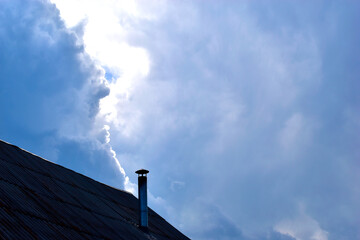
0;140;190;240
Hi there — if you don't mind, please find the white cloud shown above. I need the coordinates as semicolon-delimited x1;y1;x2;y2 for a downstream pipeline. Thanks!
50;0;158;191
50;0;151;79
275;206;329;240
277;112;320;162
33;1;360;239
279;113;305;148
170;180;185;192
0;0;128;189
179;198;243;240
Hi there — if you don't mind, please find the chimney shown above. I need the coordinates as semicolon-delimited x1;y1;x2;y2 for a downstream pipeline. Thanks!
135;169;149;230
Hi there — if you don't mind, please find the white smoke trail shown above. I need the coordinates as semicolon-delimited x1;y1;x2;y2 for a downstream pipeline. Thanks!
102;124;136;193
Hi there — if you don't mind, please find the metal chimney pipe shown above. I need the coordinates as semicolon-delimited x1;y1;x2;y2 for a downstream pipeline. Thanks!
135;169;149;230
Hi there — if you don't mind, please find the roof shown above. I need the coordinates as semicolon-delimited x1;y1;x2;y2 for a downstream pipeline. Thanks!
0;140;190;240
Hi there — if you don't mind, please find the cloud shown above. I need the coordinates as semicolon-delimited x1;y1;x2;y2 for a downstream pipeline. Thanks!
50;1;359;239
179;198;244;240
0;0;126;188
170;180;185;192
2;0;359;239
274;205;329;240
102;1;358;239
278;113;318;160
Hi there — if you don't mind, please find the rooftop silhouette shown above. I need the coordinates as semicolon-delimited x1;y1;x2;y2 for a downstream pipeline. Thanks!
0;139;189;240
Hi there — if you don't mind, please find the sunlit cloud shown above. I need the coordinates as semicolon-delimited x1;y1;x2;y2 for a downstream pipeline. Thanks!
275;205;329;240
2;0;359;239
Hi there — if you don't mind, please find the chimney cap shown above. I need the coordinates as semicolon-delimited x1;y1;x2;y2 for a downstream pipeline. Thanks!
136;169;149;175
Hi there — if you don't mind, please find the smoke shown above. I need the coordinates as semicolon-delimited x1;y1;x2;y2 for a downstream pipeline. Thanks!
100;125;136;193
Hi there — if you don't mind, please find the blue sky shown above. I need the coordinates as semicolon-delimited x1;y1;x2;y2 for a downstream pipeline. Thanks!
0;0;359;239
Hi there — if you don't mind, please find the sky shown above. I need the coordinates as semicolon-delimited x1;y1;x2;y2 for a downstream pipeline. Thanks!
0;0;359;239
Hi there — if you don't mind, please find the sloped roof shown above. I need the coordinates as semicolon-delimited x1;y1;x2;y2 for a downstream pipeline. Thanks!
0;140;189;240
